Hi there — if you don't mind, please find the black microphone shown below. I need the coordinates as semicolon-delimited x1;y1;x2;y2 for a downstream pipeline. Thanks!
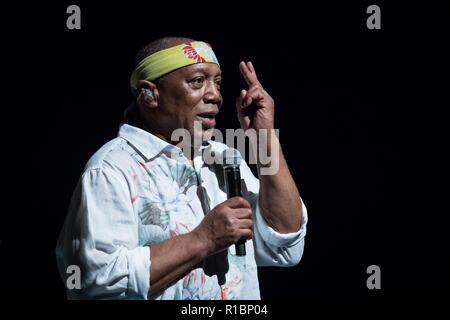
223;149;246;256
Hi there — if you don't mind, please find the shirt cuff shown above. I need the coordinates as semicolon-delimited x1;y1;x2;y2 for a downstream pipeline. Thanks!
126;246;150;299
254;197;308;248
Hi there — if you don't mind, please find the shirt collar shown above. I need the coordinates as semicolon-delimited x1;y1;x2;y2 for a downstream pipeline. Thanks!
118;123;220;163
118;123;182;161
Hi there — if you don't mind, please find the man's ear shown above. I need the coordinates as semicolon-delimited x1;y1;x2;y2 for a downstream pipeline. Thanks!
137;80;159;109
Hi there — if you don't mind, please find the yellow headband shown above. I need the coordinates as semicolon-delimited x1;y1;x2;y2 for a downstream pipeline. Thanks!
130;41;220;89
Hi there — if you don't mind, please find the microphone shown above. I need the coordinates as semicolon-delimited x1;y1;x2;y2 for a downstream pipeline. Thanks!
222;149;246;256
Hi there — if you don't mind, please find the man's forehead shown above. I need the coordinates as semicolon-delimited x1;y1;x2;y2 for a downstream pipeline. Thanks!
179;63;221;76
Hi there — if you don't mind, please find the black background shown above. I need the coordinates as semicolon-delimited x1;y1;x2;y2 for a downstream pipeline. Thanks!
1;1;449;302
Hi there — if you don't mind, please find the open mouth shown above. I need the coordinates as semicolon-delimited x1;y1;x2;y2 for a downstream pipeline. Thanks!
196;112;217;129
197;112;217;118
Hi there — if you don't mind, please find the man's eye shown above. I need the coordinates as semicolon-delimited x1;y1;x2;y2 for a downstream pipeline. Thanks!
192;77;204;84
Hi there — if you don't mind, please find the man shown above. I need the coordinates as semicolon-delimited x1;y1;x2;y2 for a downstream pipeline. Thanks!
56;37;308;299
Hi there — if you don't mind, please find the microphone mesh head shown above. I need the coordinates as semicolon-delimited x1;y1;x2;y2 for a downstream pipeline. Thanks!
222;148;242;168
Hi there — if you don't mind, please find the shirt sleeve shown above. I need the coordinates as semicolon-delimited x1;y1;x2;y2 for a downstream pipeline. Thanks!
253;198;308;266
55;163;150;299
239;159;308;267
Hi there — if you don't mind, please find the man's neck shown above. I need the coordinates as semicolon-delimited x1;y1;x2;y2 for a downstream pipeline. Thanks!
137;121;170;144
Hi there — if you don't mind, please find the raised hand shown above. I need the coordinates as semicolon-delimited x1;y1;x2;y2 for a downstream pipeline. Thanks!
235;61;274;131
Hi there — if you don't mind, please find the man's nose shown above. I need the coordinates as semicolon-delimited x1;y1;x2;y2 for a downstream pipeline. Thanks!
203;81;222;108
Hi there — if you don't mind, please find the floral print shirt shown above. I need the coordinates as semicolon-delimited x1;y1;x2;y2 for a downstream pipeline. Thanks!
56;124;308;299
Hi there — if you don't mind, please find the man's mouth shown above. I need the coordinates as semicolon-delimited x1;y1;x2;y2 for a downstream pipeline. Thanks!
196;112;217;129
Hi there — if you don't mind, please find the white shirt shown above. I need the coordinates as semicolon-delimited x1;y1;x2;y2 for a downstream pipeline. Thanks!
55;123;308;300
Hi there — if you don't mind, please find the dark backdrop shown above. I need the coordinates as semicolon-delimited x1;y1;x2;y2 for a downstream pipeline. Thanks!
2;1;449;301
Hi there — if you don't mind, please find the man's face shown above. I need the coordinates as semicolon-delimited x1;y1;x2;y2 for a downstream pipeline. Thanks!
155;63;222;145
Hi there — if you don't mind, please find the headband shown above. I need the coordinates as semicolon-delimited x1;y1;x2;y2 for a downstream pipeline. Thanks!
130;41;220;89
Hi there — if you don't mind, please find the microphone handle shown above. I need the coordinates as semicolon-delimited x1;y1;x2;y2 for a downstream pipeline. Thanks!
224;167;246;256
235;239;246;256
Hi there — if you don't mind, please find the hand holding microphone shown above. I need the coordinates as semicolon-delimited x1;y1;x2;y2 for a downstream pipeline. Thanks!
195;196;253;257
193;149;252;284
195;194;253;284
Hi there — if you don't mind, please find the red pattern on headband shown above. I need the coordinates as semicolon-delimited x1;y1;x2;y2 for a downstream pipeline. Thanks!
182;43;206;63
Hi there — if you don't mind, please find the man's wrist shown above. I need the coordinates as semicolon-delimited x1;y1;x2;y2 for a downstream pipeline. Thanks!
189;228;214;261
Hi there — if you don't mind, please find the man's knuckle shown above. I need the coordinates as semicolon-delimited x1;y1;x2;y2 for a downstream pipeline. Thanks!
242;198;251;208
224;206;234;217
216;204;225;213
